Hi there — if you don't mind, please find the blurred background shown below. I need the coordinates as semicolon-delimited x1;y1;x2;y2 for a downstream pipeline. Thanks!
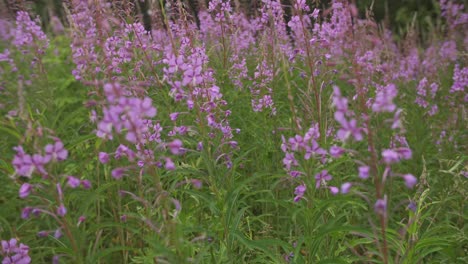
1;0;466;39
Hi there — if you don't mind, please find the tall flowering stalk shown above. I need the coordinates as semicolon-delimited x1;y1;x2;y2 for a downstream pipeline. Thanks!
11;129;90;262
329;84;417;263
162;36;238;170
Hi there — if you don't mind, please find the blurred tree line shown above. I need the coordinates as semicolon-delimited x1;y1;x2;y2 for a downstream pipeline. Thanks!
2;0;466;38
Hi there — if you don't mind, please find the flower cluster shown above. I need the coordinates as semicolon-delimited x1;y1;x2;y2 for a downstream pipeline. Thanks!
1;239;31;264
13;11;49;54
96;83;157;143
12;140;67;178
415;77;440;116
281;123;331;201
451;64;467;96
249;60;276;115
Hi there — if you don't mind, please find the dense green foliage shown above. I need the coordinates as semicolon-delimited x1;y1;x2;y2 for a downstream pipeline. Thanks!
0;1;466;263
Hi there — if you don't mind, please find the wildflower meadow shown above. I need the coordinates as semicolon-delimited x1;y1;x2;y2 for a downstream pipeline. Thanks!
0;0;466;263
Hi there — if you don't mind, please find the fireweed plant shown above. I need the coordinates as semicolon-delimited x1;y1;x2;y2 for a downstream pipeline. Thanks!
0;0;467;263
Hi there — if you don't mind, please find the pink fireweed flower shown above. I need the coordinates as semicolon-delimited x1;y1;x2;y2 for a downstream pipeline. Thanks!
80;180;91;189
56;204;67;217
190;179;202;189
111;168;126;180
19;183;32;198
304;140;327;160
374;195;387;216
335;114;363;141
182;65;203;86
103;83;124;103
31;154;47;176
289;171;303;178
67;176;80;188
197;142;203;151
169;112;179;121
12;146;34;178
98;152;109;164
77;216;86;226
329;186;339;195
329;145;345;158
165;158;176;170
358;166;370;179
44;141;68;162
120;214;127;222
341;182;352;194
311;8;320;19
382;149;400;164
54;229;62;239
288;135;304;152
294;0;310;11
167;139;184;155
402;174;417;189
293;184;306;202
1;238;31;264
395;147;412;160
37;231;49;238
283;152;298;170
332;86;349;112
21;207;33;219
315;170;332;189
115;144;135;161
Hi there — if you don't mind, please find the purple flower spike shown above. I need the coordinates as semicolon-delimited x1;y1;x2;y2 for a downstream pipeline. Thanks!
402;174;417;189
19;183;32;198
